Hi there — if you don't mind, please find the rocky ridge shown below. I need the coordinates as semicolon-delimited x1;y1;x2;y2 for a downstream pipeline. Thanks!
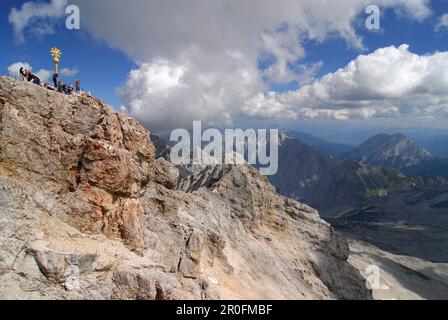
0;77;370;300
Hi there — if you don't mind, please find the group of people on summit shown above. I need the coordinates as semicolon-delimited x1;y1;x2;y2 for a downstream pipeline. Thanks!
19;67;80;95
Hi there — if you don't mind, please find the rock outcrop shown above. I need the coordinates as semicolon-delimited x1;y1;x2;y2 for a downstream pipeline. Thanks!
0;77;371;300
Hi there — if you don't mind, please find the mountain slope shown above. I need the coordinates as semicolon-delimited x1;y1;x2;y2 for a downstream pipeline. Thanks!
402;159;448;180
414;135;448;158
348;239;448;300
269;136;445;217
0;77;370;300
282;130;354;157
347;133;435;169
328;183;448;264
269;133;448;298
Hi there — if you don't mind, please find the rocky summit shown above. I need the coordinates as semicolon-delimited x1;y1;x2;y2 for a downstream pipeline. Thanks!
0;77;370;300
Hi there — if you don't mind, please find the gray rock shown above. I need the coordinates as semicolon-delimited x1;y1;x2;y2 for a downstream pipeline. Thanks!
0;77;371;300
26;241;96;283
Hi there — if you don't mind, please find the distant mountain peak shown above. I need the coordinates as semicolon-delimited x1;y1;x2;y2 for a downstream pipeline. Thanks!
347;133;435;169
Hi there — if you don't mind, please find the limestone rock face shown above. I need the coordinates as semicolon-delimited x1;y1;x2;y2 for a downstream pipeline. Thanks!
0;77;371;300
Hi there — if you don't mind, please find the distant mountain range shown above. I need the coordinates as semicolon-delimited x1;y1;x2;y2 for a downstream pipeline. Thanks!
341;132;448;180
346;133;435;169
271;133;448;264
269;134;447;217
281;130;354;157
298;126;448;158
152;131;448;216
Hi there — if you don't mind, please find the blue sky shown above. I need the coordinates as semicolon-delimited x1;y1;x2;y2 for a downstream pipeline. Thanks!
0;0;135;107
271;1;448;92
1;0;448;133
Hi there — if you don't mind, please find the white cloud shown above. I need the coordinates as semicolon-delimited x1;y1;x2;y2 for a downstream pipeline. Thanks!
60;67;79;77
436;13;448;31
118;55;265;131
35;69;52;83
8;0;68;43
12;0;432;130
281;44;448;120
298;106;400;121
242;92;298;120
392;0;431;22
260;27;307;84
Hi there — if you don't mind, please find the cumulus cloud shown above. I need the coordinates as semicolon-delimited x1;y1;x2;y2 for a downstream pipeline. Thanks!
60;67;79;77
242;92;298;120
8;0;68;43
118;55;265;131
35;69;52;83
281;44;448;120
12;0;432;130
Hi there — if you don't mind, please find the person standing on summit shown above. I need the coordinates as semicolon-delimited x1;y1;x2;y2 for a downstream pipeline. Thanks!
75;80;80;93
53;73;58;88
